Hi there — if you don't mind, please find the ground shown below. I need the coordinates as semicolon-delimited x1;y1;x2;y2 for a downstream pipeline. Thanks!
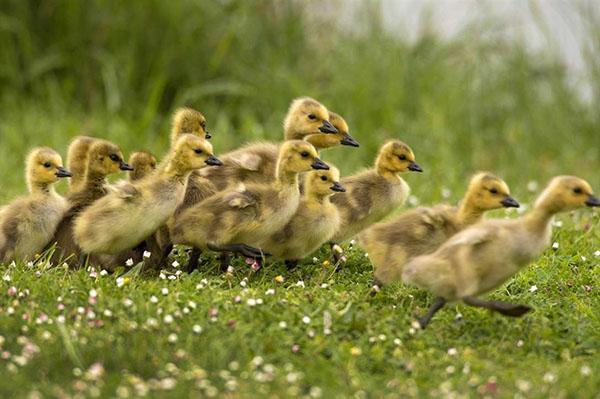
0;209;598;398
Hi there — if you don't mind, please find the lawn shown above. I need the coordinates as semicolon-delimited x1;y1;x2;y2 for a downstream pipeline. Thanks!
1;0;600;397
0;209;598;398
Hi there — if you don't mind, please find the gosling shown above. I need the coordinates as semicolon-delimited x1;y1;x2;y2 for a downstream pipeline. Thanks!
73;135;222;257
197;97;356;192
50;139;132;265
171;141;329;265
402;175;599;328
66;135;96;193
258;166;345;269
330;139;422;258
0;148;71;263
360;172;519;288
128;151;157;181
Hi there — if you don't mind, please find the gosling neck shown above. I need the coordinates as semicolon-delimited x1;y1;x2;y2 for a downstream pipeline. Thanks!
523;204;555;233
284;127;307;141
28;181;54;196
305;134;336;150
456;197;486;227
305;188;331;205
163;161;193;183
376;163;402;184
275;162;300;190
84;169;109;190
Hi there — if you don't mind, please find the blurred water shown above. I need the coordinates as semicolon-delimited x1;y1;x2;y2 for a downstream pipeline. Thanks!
374;0;594;98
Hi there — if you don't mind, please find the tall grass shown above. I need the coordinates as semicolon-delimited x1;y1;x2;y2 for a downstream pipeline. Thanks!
0;0;598;203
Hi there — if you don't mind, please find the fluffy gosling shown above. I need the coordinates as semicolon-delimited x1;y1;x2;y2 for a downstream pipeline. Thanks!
330;140;422;254
258;166;345;268
402;175;598;328
360;172;519;288
171;140;329;265
0;148;71;263
66;135;96;193
197;97;354;192
128;151;157;181
50;139;132;265
73;135;221;256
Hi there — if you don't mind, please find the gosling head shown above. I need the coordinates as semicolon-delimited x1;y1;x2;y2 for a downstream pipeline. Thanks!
170;107;210;146
128;151;157;181
304;111;360;149
465;172;519;210
86;140;132;178
283;97;338;141
26;147;72;190
376;140;422;174
535;176;599;213
171;134;222;173
305;165;345;198
278;140;329;174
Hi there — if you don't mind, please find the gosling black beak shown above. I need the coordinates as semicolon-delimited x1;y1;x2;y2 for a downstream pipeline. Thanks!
501;196;520;208
311;157;330;170
119;161;134;171
205;131;212;140
585;195;600;207
205;155;223;166
55;167;73;178
330;181;346;192
319;120;338;134
407;162;423;172
340;133;360;147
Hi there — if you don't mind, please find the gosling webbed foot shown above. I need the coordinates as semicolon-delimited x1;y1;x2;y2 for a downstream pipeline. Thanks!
462;296;532;317
369;278;383;297
416;297;446;329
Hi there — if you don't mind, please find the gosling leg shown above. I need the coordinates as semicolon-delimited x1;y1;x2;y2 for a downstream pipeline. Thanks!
463;296;532;317
329;241;342;264
186;247;202;273
285;259;298;270
208;243;270;258
219;252;231;272
417;297;446;329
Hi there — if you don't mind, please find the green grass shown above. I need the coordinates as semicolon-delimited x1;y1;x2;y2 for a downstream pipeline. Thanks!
1;0;600;397
0;211;598;398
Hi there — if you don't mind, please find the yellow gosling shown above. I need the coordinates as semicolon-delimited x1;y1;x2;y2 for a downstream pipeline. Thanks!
66;135;96;193
402;175;599;328
73;135;221;256
330;140;422;249
0;148;71;263
360;172;518;287
50;140;131;265
171;141;329;267
128;151;157;181
259;166;345;268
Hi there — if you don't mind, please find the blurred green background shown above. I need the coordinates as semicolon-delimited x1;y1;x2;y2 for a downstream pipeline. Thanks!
0;0;599;204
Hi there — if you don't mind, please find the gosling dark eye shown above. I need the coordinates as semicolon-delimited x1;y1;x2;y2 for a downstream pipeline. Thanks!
43;162;52;168
201;122;207;129
109;154;120;162
300;151;309;158
573;187;583;194
194;149;203;154
320;176;328;181
489;188;498;194
308;114;317;120
398;154;406;161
